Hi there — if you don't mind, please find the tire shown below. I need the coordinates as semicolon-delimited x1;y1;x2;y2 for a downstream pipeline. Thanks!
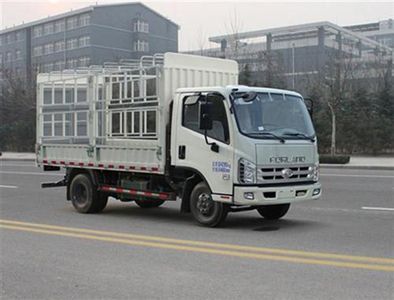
256;204;290;220
94;193;109;212
69;173;108;213
135;199;165;208
190;182;228;227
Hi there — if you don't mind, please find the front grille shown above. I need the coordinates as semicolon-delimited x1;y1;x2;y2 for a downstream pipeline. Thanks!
257;165;313;184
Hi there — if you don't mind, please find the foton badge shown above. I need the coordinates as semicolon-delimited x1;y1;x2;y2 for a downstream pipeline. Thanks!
281;168;294;179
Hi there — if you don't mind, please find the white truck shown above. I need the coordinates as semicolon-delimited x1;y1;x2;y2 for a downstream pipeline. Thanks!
36;53;321;227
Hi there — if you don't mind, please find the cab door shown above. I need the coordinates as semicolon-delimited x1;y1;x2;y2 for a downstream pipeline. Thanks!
171;92;234;195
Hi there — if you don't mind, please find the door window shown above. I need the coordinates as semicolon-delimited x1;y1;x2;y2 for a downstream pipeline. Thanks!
182;94;230;144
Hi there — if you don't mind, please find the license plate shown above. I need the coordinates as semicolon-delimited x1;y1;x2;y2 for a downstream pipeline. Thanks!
277;189;295;199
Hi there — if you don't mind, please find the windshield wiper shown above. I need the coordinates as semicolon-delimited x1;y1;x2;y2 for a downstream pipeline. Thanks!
248;131;285;143
282;132;315;142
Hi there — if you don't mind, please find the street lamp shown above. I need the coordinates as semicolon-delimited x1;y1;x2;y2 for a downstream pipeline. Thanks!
292;42;295;89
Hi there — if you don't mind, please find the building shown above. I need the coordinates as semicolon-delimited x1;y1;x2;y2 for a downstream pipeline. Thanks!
0;2;178;84
185;19;393;93
345;19;394;48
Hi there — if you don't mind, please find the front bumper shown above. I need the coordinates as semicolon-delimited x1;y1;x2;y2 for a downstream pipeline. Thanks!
233;182;321;206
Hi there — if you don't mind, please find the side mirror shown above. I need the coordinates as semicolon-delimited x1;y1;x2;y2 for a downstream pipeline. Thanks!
199;102;213;130
304;98;313;117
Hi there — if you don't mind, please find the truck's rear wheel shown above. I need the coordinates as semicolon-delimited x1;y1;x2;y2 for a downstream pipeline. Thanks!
135;200;165;208
256;204;290;220
70;173;107;213
190;182;228;227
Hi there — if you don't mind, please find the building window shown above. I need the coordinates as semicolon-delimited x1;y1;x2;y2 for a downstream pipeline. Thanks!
33;26;43;38
33;46;43;57
54;20;65;33
67;38;78;50
6;34;13;44
15;67;22;76
16;31;23;41
43;23;54;35
0;53;3;64
79;56;90;67
54;40;65;52
80;14;90;27
6;52;12;62
15;50;22;60
44;43;54;55
133;20;149;33
54;60;66;71
43;62;54;72
133;40;149;52
67;17;78;30
0;36;2;46
66;58;78;69
79;36;90;47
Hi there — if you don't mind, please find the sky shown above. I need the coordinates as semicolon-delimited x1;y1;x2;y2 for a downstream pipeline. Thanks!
0;0;393;51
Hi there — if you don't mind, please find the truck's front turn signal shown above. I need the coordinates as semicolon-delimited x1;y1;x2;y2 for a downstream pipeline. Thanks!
312;164;320;182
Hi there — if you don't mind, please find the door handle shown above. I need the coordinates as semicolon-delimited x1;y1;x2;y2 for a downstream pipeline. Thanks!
178;145;186;159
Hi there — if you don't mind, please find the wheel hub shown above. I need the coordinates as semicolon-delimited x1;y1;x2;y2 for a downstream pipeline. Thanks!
73;183;87;205
197;193;213;216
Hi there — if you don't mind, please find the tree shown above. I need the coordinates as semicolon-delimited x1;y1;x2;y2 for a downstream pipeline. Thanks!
196;26;208;56
306;47;393;155
320;41;359;155
223;7;243;59
0;68;36;151
374;69;394;152
239;63;252;85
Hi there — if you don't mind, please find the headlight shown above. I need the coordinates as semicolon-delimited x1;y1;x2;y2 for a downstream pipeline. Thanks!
239;158;256;184
312;163;319;182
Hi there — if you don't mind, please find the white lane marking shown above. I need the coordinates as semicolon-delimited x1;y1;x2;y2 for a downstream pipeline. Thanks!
361;207;394;212
0;164;36;167
299;206;393;214
0;185;18;189
321;173;394;178
0;171;63;176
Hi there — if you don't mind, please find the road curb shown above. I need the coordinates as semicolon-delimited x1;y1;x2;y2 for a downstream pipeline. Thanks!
0;158;36;162
320;164;394;171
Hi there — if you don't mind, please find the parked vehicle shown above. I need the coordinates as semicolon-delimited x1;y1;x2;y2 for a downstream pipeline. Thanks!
37;53;321;227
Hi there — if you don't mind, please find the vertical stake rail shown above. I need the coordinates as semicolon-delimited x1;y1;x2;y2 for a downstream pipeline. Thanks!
88;75;96;159
104;75;110;140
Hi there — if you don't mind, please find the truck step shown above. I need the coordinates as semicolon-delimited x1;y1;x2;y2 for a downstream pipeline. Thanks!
41;179;67;188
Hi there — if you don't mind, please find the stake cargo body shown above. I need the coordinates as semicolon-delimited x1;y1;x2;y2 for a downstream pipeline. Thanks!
36;53;238;173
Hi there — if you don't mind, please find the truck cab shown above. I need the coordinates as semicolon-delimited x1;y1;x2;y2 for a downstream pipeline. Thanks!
171;85;321;225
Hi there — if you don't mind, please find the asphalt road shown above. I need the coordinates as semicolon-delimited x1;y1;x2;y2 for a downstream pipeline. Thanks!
1;161;393;300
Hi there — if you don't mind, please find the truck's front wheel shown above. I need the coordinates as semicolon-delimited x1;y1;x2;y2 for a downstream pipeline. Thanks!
256;204;290;220
190;182;228;227
70;173;108;213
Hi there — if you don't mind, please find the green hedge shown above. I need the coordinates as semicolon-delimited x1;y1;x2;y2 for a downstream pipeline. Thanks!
319;155;350;164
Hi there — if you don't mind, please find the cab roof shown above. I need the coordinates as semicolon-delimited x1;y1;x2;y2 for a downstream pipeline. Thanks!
175;85;303;98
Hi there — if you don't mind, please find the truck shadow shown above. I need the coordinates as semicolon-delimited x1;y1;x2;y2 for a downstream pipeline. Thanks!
223;214;325;231
99;202;191;222
97;201;325;232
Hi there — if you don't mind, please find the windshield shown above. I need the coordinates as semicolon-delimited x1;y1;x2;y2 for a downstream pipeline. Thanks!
233;92;315;139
